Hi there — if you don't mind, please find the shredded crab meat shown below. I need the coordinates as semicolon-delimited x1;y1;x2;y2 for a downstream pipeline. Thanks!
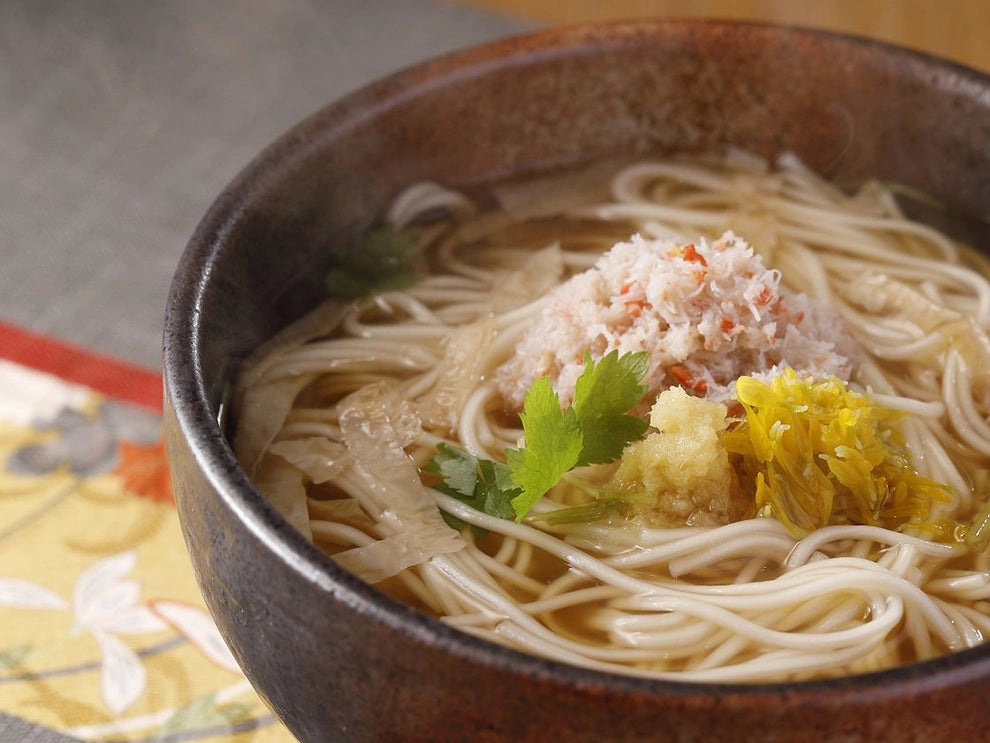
497;231;859;407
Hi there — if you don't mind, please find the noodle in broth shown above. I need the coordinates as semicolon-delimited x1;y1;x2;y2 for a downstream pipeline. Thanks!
233;151;990;682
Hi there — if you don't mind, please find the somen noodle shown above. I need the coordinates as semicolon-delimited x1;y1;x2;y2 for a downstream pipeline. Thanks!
232;151;990;682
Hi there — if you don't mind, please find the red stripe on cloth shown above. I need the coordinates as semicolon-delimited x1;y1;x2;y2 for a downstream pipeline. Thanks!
0;321;162;411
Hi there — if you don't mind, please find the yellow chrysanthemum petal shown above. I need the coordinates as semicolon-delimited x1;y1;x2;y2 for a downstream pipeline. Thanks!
724;369;954;538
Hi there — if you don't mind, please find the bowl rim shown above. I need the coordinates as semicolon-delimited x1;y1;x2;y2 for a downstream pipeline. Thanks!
164;16;990;703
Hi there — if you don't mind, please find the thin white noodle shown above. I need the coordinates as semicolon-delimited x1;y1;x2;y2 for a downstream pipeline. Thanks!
237;155;990;683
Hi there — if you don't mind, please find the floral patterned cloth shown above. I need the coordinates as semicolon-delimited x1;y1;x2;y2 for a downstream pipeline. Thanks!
0;324;296;742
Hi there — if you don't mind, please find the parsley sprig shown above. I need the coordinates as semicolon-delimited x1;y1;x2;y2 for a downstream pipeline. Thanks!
424;351;649;527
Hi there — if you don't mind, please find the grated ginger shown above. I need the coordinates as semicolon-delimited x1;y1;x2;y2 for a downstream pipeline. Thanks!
613;387;748;528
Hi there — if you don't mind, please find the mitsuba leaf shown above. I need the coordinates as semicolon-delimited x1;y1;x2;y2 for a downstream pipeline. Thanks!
325;224;422;299
477;459;520;521
425;443;519;532
507;377;584;520
425;442;478;500
571;350;649;465
426;352;651;526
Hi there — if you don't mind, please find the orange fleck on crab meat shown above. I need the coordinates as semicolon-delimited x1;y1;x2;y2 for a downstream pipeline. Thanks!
681;243;708;267
669;364;709;394
619;281;646;317
753;285;775;306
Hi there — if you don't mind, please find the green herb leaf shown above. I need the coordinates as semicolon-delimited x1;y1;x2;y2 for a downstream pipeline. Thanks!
571;350;650;466
424;443;519;531
325;224;422;299
478;459;520;520
507;377;584;520
425;352;650;526
425;442;479;500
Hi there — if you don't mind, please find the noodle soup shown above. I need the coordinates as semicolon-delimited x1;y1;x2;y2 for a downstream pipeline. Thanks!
231;151;990;683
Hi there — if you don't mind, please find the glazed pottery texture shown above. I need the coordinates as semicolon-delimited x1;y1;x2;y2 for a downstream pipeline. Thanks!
163;20;990;743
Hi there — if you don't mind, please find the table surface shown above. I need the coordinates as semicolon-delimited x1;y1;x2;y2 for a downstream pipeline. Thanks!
0;0;531;370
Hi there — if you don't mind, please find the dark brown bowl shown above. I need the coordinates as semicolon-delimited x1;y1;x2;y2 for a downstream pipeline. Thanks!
163;19;990;742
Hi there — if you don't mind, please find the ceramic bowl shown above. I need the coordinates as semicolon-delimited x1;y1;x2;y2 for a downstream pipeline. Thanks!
163;19;990;742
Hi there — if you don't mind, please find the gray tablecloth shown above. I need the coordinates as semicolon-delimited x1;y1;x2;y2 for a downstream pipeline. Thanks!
0;0;530;370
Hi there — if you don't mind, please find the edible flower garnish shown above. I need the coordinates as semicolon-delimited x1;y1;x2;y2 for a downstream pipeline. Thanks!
722;368;953;537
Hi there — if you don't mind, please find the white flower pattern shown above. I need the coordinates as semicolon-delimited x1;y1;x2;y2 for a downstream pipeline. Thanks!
0;550;167;715
150;600;241;673
0;578;69;610
0;355;283;739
